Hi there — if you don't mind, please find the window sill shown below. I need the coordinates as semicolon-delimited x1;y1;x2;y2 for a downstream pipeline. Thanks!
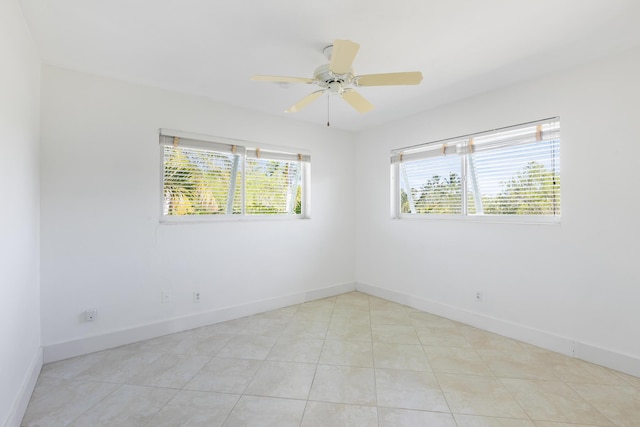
160;214;309;224
394;214;560;225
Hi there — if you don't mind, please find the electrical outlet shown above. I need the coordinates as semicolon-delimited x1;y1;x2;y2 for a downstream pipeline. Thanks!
474;291;483;302
85;308;97;321
161;291;171;304
193;291;201;303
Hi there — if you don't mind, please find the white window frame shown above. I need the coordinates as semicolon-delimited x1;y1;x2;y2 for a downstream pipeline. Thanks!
159;129;311;223
390;118;560;224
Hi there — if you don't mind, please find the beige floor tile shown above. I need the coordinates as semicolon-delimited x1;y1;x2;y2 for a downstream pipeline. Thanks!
437;373;528;419
223;395;306;427
325;321;372;341
241;316;291;336
194;317;251;335
144;390;239;427
335;291;370;303
368;296;406;311
615;371;640;389
216;334;277;359
334;296;370;308
454;414;536;426
372;324;420;344
118;331;194;354
74;349;163;383
67;384;177;426
40;350;113;380
129;353;210;388
378;407;457;426
245;360;317;399
248;307;297;322
550;357;631;385
409;311;458;329
330;310;371;325
373;342;431;371
569;382;640;427
267;337;324;363
293;306;334;323
375;368;449;412
319;340;374;367
281;320;329;339
301;401;378;426
425;346;494;376
22;292;639;427
370;309;412;326
309;365;376;406
417;325;473;348
252;304;299;320
167;333;234;356
185;357;261;394
27;376;67;402
533;422;606;427
459;327;525;353
475;348;560;381
21;380;119;427
500;378;613;425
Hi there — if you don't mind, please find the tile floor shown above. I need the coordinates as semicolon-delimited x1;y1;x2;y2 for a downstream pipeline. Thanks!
22;292;640;426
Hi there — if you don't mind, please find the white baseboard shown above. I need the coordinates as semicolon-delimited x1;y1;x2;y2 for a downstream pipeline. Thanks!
43;282;356;364
356;282;640;378
4;347;42;427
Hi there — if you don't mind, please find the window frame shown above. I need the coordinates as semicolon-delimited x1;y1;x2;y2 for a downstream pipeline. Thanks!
390;118;560;224
159;129;311;223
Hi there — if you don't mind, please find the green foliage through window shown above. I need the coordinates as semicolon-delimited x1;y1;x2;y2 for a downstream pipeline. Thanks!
163;145;304;217
395;119;560;218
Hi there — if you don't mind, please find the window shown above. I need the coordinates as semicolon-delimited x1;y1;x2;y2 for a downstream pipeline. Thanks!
160;130;310;220
391;118;560;221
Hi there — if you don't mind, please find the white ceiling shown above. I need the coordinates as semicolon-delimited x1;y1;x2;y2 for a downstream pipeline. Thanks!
19;0;640;131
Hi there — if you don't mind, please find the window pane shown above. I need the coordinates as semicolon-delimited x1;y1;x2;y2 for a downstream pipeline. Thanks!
469;139;560;215
163;146;240;215
245;158;302;215
400;155;462;214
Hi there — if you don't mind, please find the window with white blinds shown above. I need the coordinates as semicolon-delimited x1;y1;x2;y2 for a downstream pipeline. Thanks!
391;118;560;221
160;130;310;220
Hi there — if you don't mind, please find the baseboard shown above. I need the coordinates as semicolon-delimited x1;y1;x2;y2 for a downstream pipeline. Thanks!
43;281;356;364
356;282;640;378
4;347;42;427
573;341;640;378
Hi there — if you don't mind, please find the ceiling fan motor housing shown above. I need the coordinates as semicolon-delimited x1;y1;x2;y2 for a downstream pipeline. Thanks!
313;63;354;93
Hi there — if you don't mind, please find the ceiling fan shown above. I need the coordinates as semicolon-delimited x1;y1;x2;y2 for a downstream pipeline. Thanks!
251;39;423;116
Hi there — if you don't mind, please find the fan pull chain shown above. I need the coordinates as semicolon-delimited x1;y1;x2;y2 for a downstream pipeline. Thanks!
327;92;330;127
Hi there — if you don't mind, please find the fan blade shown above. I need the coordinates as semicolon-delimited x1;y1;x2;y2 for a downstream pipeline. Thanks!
356;71;423;86
251;75;316;84
286;90;325;113
341;89;374;113
329;39;360;75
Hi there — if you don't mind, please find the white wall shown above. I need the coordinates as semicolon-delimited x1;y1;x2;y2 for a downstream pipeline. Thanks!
355;48;640;375
38;45;640;376
0;0;42;425
40;66;356;358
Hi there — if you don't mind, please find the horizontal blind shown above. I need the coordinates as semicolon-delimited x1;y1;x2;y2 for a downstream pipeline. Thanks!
159;134;246;155
400;154;462;214
163;145;241;215
469;138;560;216
393;117;560;218
245;158;302;215
391;118;559;163
246;148;310;162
